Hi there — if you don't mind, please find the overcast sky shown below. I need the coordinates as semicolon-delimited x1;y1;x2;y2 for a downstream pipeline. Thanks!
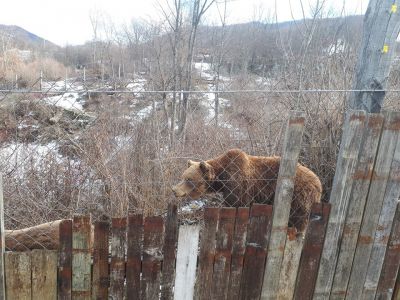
1;0;368;46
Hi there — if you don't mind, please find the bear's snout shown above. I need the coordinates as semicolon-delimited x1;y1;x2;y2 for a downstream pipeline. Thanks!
172;184;186;197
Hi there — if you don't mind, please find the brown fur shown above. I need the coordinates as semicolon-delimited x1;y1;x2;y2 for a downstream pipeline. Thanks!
5;220;94;251
173;149;322;233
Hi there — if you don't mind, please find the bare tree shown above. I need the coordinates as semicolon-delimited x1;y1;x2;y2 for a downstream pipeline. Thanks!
179;0;216;134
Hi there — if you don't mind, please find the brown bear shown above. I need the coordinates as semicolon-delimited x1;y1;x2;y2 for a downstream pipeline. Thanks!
172;149;322;233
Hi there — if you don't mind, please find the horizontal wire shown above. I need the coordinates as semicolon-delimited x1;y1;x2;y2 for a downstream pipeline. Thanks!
0;88;397;94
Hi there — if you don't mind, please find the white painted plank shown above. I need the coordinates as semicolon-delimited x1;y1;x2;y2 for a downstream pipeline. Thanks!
174;225;200;300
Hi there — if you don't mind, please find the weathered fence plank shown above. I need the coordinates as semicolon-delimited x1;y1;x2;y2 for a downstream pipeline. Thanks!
174;225;200;300
331;113;384;299
0;175;4;300
161;204;178;300
362;132;400;299
395;273;400;300
195;207;219;300
375;203;400;300
92;219;110;300
110;218;126;300
211;207;236;299
5;252;31;300
313;110;367;299
58;219;72;300
347;111;400;299
31;249;58;300
293;203;331;300
261;111;306;300
276;228;304;300
141;216;164;300
126;214;143;299
72;215;92;300
227;207;249;299
240;204;273;300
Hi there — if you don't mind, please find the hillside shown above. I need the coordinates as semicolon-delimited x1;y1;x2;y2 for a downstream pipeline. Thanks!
0;24;60;51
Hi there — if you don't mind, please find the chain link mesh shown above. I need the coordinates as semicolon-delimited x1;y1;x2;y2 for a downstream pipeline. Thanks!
4;56;399;250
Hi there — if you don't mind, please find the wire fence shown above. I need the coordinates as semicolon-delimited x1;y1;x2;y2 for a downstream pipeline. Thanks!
1;70;399;251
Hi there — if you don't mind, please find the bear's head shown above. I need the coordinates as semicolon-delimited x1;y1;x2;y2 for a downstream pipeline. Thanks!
172;160;215;199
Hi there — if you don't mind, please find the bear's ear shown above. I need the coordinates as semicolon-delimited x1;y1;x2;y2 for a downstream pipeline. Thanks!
199;161;215;180
187;160;195;167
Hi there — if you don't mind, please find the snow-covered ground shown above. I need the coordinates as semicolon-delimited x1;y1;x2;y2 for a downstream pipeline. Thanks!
0;142;63;174
44;92;84;111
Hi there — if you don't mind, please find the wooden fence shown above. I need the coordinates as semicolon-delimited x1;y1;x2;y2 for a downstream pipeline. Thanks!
0;110;400;300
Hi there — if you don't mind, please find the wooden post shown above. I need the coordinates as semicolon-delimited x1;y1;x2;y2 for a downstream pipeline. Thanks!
110;218;127;299
211;208;236;299
126;214;143;299
276;228;304;300
346;111;400;299
331;113;384;298
227;208;249;299
293;203;331;300
72;215;92;300
5;252;31;300
141;216;164;299
376;203;400;300
31;250;58;300
174;225;200;300
161;204;178;300
92;219;110;300
194;207;219;300
348;0;400;112
261;111;306;300
313;110;367;299
0;175;5;300
362;116;400;298
240;204;273;300
40;71;43;92
58;219;72;300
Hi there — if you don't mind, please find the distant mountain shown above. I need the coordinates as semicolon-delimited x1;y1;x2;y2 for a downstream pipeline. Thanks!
0;24;60;51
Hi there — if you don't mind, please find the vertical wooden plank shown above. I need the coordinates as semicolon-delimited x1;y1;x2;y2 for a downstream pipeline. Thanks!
276;228;305;300
313;110;367;299
5;252;31;300
261;110;306;300
347;111;400;300
161;204;178;300
394;271;400;300
293;203;331;300
109;218;127;300
58;219;72;300
126;214;143;299
240;204;273;300
375;203;400;300
141;216;164;300
330;113;384;299
0;175;4;300
194;207;219;300
92;220;110;300
211;207;236;300
363;134;400;299
31;249;58;299
227;208;249;300
174;225;200;300
72;215;92;300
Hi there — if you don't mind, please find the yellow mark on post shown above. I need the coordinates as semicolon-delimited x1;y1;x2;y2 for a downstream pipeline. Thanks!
383;44;389;53
391;4;397;13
